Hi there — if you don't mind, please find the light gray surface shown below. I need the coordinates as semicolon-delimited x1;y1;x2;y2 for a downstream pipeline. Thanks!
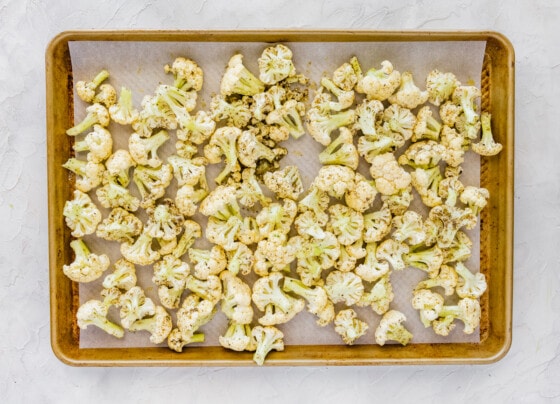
1;0;557;402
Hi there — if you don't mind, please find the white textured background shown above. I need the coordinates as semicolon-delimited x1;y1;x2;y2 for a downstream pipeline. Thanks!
1;0;557;402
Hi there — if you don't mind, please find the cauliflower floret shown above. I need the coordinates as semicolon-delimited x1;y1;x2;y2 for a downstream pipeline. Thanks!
92;83;117;107
410;166;443;207
415;264;458;296
63;238;110;283
294;210;326;239
258;44;296;85
255;198;297;238
128;130;169;168
324;270;364;306
66;103;110;136
426;204;477;249
251;325;284;366
109;86;139;125
355;242;390;282
375;310;413;346
63;190;102;238
398;140;447;170
235;168;272;209
72;124;113;163
151;254;190;309
167;328;205;352
102;258;137;291
403;244;444;278
454;262;487;299
253;230;298;275
332;60;359;91
376;238;409;271
75;69;110;103
219;322;256;352
251;272;305;326
452;85;481;125
164;56;204;91
128;305;172;344
362;203;392;243
265;86;306;139
120;230;160;266
188;245;227;280
226;243;254;276
298;186;330;225
354;99;384;137
388;71;428;109
96;175;140;212
334;308;369;345
176;110;216;145
357;274;394;315
96;207;142;243
312;164;356;199
471;112;502;156
221;54;265;96
391;210;427;246
319;76;355;111
62;157;104;193
144;199;184;241
369;153;411;196
356;59;401;101
327;204;364;246
460;185;490;216
283;276;334;326
237;129;279;169
220;270;254;325
118;286;156;329
425;69;460;106
263;165;304;201
132;163;173;209
105;149;136;187
381;103;416;141
318;127;359;170
209;95;252;129
306;107;356;146
76;298;124;339
344;173;377;213
432;297;481;336
441;231;472;265
411;289;445;328
295;232;341;286
203;126;242;184
412;106;443;142
206;216;243;252
176;294;217;340
185;274;223;306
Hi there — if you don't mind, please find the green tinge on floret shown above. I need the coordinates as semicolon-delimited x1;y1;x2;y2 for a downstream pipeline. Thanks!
76;69;110;103
76;299;124;338
319;127;359;170
62;157;104;193
283;277;334;326
63;190;102;238
109;87;139;125
63;238;110;283
66;103;110;136
306;107;356;146
128;130;170;168
96;207;142;243
221;54;265;96
209;95;252;128
132;164;173;209
251;325;284;366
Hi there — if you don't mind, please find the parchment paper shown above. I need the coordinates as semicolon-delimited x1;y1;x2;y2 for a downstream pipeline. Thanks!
69;39;486;349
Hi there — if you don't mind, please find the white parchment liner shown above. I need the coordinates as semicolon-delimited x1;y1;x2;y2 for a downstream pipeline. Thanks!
68;39;486;348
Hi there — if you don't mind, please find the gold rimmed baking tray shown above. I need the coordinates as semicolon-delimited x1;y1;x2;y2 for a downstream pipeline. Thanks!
47;30;514;366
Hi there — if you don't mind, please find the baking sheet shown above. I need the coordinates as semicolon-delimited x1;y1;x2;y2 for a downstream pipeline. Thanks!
68;40;486;349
